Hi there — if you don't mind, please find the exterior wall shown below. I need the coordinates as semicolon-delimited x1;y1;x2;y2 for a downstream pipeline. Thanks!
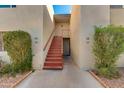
110;9;124;67
70;5;81;67
79;5;110;70
55;22;70;38
0;5;43;69
43;5;55;65
70;5;110;70
110;9;124;25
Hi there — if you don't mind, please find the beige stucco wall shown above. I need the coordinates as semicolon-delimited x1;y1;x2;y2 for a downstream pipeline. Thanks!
0;5;43;69
70;5;110;70
43;5;54;48
111;9;124;67
55;22;70;38
80;5;110;70
43;5;55;65
70;5;81;67
110;9;124;25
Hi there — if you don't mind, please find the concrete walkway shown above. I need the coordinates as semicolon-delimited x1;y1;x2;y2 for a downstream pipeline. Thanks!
17;57;103;88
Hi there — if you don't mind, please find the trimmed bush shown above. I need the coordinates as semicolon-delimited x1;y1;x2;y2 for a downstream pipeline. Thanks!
93;25;124;79
0;30;32;76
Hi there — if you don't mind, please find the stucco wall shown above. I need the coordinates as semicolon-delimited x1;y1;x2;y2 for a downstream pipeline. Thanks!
43;6;54;48
0;5;43;69
70;5;110;70
43;5;55;65
70;5;81;67
110;9;124;25
111;9;124;67
55;22;70;38
79;5;110;70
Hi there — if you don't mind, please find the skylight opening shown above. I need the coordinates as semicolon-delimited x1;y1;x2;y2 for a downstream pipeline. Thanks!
53;5;72;14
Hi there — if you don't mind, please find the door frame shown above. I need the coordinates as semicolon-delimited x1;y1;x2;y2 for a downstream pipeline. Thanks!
63;38;70;56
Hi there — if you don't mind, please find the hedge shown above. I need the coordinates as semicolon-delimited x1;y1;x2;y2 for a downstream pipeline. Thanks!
0;30;32;76
93;25;124;79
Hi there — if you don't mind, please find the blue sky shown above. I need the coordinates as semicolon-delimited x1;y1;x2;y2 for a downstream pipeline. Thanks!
53;5;71;14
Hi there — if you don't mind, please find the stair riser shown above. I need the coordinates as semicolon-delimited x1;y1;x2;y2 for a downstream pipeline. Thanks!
51;44;61;47
51;43;61;44
43;67;63;70
49;49;62;50
45;61;63;63
48;51;62;53
50;46;62;49
51;44;61;46
51;42;61;44
48;53;63;55
46;59;63;61
51;45;61;46
51;44;61;45
48;51;62;54
47;55;62;57
47;54;62;56
49;49;62;52
48;52;63;54
50;47;62;49
44;63;63;66
46;57;62;59
49;49;63;51
50;48;62;49
52;40;62;41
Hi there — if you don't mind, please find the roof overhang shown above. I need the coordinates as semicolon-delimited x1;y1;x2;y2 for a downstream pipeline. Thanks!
54;14;71;23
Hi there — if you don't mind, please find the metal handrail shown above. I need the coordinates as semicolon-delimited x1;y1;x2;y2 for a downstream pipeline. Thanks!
43;30;55;51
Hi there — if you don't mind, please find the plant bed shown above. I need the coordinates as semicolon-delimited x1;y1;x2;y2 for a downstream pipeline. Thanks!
0;31;33;88
89;68;124;88
0;71;32;88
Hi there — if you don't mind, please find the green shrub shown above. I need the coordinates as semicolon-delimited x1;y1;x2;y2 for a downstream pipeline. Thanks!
1;30;32;76
0;64;13;76
93;25;124;79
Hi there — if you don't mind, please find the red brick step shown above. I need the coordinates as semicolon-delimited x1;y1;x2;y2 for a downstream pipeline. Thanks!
47;54;62;57
43;66;63;70
44;62;63;66
43;36;63;70
46;57;63;61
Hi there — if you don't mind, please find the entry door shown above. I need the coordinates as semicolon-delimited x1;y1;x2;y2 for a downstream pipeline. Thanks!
63;38;70;56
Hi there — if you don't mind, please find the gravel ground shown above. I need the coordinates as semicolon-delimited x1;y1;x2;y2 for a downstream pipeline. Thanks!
0;72;30;88
92;68;124;88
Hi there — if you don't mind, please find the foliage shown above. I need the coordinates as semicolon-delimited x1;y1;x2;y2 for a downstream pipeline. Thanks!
93;25;124;79
0;64;13;76
0;30;32;76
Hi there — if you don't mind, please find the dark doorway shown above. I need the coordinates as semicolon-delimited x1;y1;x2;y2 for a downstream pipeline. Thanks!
63;38;70;56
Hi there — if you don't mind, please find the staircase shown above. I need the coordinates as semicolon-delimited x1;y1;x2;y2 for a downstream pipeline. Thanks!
43;36;63;70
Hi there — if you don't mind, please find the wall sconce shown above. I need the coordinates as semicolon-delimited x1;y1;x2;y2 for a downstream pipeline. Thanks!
86;37;90;44
34;37;38;44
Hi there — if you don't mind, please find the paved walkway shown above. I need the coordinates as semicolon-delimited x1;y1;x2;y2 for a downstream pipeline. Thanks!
17;57;103;88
